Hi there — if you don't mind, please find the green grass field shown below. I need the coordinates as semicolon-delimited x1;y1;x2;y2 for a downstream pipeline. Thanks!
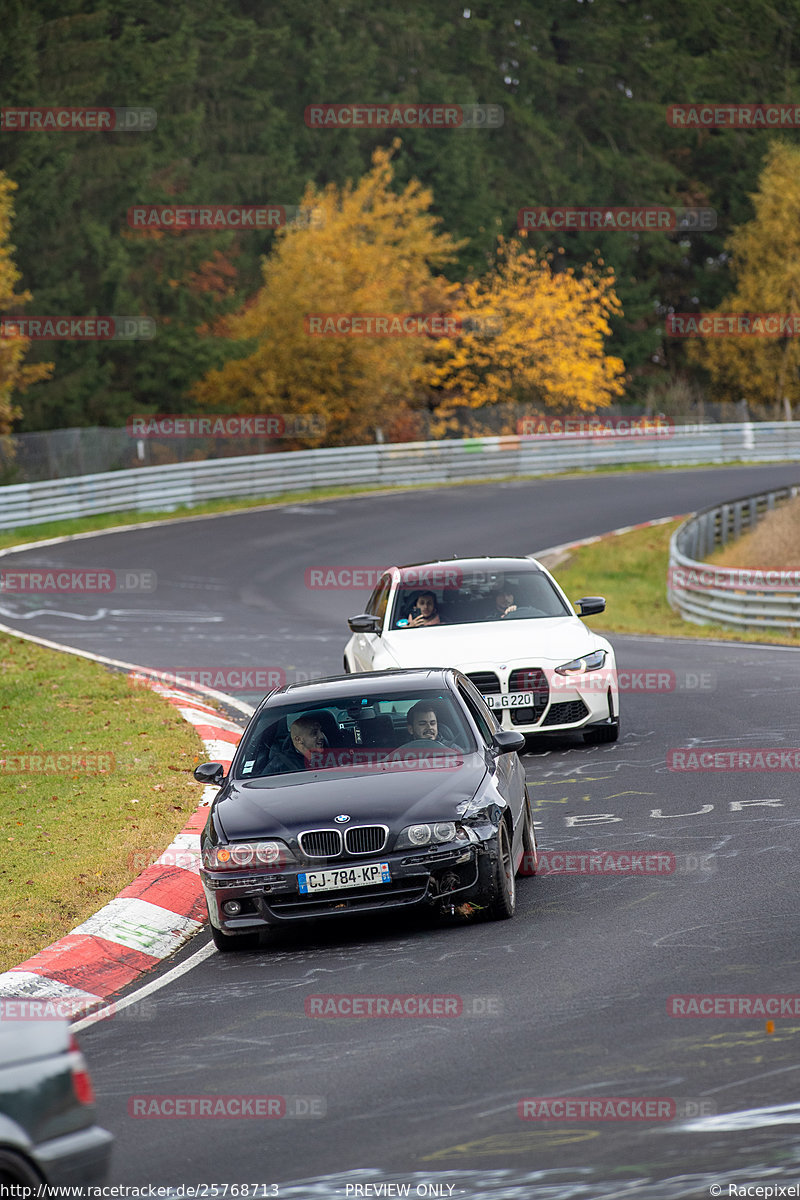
553;519;800;647
0;633;210;972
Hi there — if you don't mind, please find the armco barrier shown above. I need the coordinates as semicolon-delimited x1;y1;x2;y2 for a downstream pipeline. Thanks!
2;422;800;531
667;484;800;630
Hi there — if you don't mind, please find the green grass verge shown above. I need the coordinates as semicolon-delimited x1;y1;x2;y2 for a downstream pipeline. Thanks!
554;520;800;647
0;633;213;972
0;458;785;553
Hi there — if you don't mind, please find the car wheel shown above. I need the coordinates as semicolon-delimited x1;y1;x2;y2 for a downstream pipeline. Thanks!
517;790;538;876
583;721;620;745
210;923;260;953
485;821;516;920
0;1150;43;1186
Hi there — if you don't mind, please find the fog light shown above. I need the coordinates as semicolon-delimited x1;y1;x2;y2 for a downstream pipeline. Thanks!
223;900;241;916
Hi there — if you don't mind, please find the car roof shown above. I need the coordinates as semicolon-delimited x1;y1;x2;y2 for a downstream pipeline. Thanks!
266;667;461;705
384;556;544;575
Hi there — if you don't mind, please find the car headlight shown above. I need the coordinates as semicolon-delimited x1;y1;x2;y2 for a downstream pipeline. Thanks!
555;649;607;675
395;822;469;849
202;840;294;870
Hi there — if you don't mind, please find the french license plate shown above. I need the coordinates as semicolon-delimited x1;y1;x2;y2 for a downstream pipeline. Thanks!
484;692;535;709
298;862;391;894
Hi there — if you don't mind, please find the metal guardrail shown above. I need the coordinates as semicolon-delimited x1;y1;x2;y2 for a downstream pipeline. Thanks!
2;421;800;532
667;484;800;630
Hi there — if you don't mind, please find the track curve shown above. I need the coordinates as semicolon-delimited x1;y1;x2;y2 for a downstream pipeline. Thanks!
4;464;800;1195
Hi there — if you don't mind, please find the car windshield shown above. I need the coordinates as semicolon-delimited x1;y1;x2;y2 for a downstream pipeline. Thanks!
388;566;570;628
234;688;478;779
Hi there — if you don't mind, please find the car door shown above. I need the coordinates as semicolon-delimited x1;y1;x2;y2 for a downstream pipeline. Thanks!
352;574;392;672
457;678;525;835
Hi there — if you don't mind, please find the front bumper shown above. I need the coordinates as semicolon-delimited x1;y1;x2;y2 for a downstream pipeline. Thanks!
467;663;618;734
201;843;485;930
492;688;613;733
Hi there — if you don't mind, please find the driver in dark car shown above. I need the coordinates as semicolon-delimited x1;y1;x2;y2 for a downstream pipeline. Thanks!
266;713;328;773
406;702;440;741
394;701;459;751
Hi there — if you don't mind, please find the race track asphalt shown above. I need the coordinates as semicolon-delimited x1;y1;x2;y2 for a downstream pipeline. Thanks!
3;463;800;1197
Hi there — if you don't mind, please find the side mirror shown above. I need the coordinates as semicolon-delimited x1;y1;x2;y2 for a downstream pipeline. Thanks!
348;613;381;634
576;596;606;617
492;729;527;754
194;762;227;785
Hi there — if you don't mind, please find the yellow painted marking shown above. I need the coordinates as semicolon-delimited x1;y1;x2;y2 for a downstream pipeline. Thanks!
605;791;656;798
422;1129;599;1160
619;890;662;910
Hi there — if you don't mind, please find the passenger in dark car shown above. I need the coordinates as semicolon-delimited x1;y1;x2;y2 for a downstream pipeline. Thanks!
265;714;329;773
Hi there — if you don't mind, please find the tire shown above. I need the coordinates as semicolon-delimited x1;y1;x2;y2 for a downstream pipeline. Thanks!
517;790;538;876
484;821;516;920
210;923;260;953
0;1150;44;1187
583;721;620;745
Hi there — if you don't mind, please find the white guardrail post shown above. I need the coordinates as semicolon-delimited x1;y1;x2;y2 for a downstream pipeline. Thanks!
667;483;800;631
1;421;800;533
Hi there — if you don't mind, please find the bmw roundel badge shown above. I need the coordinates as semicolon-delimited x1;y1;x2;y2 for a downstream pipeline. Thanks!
334;814;351;824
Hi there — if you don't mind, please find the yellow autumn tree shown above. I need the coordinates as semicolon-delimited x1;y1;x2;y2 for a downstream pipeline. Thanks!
425;238;626;436
688;141;800;418
0;173;52;435
190;143;464;444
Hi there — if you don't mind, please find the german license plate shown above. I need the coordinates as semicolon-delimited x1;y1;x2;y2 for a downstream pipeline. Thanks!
484;692;535;708
298;862;391;894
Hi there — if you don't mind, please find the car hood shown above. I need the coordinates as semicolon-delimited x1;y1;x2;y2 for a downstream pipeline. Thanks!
215;752;489;842
380;616;602;669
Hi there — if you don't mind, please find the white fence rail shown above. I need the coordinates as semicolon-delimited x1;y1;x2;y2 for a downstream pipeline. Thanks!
667;484;800;630
2;421;800;532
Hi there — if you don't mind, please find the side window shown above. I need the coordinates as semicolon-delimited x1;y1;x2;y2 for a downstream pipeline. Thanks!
366;575;391;626
458;682;497;745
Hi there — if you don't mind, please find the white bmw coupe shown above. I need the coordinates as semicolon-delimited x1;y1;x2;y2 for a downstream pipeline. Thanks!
343;557;619;744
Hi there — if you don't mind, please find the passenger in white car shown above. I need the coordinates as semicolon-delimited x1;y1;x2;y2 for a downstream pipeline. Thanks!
406;590;441;627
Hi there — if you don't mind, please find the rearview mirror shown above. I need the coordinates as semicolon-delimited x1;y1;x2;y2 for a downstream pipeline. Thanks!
575;596;606;617
348;613;381;634
193;762;226;785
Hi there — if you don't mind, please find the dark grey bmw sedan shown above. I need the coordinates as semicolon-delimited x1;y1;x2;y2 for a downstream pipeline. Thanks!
194;668;538;950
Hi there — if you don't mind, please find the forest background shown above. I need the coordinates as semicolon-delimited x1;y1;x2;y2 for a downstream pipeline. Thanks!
2;0;800;448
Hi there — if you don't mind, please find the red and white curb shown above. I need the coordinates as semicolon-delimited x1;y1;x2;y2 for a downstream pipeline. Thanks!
0;662;245;1020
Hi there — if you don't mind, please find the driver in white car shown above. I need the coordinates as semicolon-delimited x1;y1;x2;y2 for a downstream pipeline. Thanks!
492;588;518;619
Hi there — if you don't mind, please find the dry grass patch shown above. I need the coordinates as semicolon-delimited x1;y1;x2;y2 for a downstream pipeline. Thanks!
708;494;800;569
